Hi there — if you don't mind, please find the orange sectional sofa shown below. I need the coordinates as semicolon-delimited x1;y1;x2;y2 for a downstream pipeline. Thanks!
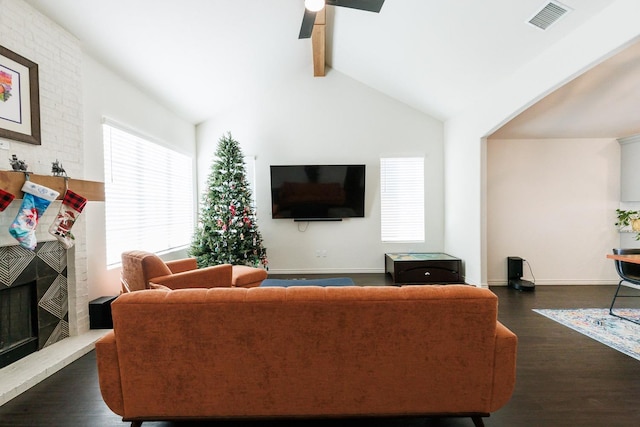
96;285;517;427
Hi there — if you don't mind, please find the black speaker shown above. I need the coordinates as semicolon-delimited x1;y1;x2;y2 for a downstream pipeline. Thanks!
507;256;535;291
89;296;118;329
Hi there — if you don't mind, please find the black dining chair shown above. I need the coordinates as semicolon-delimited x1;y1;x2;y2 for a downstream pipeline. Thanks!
609;248;640;324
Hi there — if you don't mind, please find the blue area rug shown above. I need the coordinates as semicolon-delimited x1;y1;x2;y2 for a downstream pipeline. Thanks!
533;308;640;361
260;277;355;287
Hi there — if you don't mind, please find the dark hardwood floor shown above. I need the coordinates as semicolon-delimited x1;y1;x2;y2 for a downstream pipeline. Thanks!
1;276;640;427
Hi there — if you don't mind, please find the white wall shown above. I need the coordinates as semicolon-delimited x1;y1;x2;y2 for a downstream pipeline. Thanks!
445;0;640;287
487;138;621;285
82;55;196;299
196;70;443;274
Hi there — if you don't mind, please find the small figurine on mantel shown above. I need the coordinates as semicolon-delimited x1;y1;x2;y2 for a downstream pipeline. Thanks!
9;154;27;172
51;159;67;177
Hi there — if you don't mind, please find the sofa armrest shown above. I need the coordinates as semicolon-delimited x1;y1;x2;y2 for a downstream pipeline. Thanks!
490;321;518;411
150;264;233;289
232;265;268;287
165;258;198;274
95;331;125;417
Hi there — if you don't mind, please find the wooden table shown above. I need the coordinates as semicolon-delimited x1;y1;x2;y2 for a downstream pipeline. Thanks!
606;254;640;264
385;253;462;284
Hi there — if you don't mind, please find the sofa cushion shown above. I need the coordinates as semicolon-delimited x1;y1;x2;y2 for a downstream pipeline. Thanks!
121;251;172;292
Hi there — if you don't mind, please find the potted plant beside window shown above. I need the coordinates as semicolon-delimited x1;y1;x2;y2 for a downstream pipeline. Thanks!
615;209;640;240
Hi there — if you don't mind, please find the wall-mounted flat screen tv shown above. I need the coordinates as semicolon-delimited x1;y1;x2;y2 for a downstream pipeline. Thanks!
270;164;366;220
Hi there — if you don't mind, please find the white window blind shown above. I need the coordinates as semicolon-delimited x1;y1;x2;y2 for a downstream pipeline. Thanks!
103;122;194;266
380;157;425;242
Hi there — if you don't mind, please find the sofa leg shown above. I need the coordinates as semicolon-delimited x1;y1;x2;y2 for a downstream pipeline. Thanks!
130;421;142;427
471;416;485;427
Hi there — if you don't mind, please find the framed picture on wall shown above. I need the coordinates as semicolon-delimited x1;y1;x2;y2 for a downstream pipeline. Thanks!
0;45;41;145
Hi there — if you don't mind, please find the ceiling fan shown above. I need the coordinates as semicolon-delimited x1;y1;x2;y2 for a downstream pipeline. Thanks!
298;0;385;39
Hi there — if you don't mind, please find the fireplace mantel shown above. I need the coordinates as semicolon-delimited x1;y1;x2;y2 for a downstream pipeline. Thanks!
0;171;104;201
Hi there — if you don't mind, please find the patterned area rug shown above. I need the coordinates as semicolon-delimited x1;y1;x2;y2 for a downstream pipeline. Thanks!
533;308;640;361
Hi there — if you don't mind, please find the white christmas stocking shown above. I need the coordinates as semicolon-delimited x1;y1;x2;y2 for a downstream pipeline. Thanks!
48;189;87;249
9;181;60;250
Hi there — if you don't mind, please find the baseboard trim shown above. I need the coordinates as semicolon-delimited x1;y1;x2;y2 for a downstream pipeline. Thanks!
488;280;619;286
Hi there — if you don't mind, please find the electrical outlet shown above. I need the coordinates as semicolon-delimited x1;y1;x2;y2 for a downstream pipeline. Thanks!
321;250;327;258
315;250;321;257
0;140;10;150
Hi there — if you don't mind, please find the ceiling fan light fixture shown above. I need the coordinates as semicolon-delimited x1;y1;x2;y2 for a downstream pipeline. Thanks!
305;0;325;12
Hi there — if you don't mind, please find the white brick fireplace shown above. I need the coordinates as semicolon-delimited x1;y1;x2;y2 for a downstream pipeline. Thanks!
0;0;101;405
1;0;89;335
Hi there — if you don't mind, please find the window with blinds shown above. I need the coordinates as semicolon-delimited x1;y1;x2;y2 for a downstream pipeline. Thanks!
380;157;425;242
103;121;194;266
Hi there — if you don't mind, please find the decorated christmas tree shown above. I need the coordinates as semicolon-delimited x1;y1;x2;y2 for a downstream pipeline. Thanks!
190;132;268;269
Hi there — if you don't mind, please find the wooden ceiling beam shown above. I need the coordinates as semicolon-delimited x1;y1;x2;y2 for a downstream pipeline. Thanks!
312;8;325;77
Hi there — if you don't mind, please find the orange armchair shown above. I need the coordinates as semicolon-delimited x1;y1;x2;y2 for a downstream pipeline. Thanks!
120;250;267;293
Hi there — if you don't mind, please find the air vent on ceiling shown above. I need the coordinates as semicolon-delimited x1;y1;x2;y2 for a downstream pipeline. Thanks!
527;1;571;30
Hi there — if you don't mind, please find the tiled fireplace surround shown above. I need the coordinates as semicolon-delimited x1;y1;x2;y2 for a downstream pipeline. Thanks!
0;230;107;406
1;242;71;358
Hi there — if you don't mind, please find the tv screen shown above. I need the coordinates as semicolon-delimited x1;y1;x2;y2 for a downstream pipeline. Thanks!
270;164;366;220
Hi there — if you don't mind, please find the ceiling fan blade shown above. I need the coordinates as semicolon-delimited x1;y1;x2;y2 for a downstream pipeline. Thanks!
326;0;385;13
299;9;317;39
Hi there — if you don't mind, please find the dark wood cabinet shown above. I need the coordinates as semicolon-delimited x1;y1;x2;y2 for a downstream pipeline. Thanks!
385;253;462;284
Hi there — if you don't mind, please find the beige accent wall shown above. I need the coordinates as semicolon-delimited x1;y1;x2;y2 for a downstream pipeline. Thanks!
486;138;621;285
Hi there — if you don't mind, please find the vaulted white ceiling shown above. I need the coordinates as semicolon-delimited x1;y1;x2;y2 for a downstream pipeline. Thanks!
24;0;638;139
491;37;640;139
